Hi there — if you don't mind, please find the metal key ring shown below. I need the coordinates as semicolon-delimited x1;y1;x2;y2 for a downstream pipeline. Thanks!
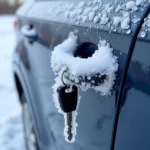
61;70;68;86
61;69;107;87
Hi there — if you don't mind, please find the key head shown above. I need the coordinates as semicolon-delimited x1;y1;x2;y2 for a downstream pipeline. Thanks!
57;85;78;113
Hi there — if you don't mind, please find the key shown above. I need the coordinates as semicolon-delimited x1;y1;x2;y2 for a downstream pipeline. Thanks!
57;85;78;142
65;112;73;141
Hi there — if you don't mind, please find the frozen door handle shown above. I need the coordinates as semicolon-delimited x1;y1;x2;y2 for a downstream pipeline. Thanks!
65;43;108;86
51;33;118;96
21;24;38;41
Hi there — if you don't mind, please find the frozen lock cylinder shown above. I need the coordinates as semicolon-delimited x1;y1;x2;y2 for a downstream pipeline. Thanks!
62;42;108;88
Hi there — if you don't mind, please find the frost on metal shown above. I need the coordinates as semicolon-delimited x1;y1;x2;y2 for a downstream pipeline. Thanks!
141;14;150;37
26;0;150;37
121;17;130;29
126;1;137;11
52;73;80;143
51;33;118;96
113;16;122;26
52;76;64;114
64;104;79;143
140;30;147;37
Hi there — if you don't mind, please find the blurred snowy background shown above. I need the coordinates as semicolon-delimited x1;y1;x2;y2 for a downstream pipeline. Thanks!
0;15;25;149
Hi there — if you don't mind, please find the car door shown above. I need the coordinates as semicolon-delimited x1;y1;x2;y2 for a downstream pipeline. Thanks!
16;0;149;150
114;12;150;150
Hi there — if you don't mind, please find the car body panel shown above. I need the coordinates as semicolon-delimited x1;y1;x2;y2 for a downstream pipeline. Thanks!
114;37;150;150
13;0;150;150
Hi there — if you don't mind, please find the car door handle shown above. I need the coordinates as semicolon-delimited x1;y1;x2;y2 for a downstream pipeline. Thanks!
64;43;108;86
51;41;118;95
21;24;38;41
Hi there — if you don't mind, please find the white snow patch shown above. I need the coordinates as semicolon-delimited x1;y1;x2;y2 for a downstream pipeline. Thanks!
0;15;24;150
0;115;24;150
100;14;109;25
115;4;122;12
146;20;150;27
107;6;115;13
83;7;92;15
93;15;100;23
136;0;144;6
126;29;131;34
143;16;150;29
52;76;64;114
68;3;74;10
89;12;96;21
121;17;130;29
140;31;147;37
78;1;85;8
70;10;77;19
93;6;99;12
126;1;136;10
87;1;92;6
105;3;114;13
113;16;122;26
82;16;88;23
64;109;78;143
93;0;98;5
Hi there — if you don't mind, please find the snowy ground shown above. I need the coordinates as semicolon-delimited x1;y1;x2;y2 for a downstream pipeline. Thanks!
0;15;25;150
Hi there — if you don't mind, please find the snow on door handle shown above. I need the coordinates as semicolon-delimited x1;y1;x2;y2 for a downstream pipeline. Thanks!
51;32;118;96
21;24;38;41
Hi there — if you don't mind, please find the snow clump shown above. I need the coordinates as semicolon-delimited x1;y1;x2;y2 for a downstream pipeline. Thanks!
136;0;144;6
93;15;100;23
140;31;147;37
126;1;137;11
113;16;122;26
88;12;96;21
51;32;118;96
121;17;130;29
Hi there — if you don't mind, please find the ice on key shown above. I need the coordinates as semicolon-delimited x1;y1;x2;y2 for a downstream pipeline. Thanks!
52;75;80;143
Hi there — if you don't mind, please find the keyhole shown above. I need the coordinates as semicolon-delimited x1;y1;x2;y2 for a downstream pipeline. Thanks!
74;42;98;58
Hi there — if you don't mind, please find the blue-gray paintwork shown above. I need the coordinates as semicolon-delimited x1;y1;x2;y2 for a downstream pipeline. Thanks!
115;38;150;150
13;1;150;150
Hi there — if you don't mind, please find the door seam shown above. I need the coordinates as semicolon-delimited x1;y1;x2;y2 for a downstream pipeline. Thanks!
110;4;150;150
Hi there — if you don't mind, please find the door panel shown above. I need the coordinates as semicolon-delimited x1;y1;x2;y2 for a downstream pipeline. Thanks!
16;0;149;150
22;20;130;150
114;38;150;149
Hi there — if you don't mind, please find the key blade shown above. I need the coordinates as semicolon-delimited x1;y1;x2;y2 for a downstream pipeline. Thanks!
66;112;73;141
